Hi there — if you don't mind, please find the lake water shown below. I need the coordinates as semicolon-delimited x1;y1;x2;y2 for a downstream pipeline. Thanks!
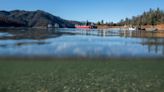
0;28;164;58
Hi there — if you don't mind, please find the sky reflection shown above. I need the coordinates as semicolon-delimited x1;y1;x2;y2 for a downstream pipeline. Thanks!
0;29;164;58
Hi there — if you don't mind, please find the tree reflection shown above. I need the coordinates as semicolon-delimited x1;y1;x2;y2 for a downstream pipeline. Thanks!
141;37;164;55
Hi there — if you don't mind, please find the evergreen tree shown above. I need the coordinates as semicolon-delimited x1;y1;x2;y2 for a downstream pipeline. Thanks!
118;8;164;26
101;20;104;25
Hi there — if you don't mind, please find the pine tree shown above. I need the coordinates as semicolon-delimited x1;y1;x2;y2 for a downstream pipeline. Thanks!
118;8;164;26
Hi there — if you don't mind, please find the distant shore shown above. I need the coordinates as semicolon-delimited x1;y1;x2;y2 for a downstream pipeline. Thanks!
96;24;164;31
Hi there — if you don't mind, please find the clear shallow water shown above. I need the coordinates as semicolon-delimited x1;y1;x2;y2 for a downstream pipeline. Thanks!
0;28;164;58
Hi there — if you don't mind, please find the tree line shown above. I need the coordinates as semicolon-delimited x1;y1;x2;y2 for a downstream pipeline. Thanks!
96;8;164;26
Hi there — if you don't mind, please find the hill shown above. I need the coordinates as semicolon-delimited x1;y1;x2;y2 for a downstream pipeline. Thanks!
118;8;164;26
0;10;77;28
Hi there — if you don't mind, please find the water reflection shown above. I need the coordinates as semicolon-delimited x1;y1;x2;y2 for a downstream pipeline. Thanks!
0;28;164;58
141;38;164;55
0;28;76;40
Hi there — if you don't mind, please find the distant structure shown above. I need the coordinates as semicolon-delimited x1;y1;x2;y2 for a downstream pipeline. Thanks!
75;21;97;29
47;23;59;28
47;24;53;28
54;23;59;28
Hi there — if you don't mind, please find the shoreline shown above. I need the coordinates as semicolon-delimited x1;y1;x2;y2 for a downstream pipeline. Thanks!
0;56;164;62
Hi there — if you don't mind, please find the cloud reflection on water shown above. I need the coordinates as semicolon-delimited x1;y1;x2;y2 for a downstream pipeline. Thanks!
0;28;164;58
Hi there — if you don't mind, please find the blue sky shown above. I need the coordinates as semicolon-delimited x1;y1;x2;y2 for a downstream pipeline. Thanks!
0;0;164;23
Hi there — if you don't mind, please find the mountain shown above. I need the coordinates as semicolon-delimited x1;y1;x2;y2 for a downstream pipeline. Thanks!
0;10;77;28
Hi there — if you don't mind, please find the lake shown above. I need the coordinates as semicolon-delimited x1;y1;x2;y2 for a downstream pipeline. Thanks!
0;28;164;58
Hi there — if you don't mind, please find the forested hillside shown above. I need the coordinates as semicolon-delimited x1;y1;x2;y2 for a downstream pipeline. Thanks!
0;10;77;28
118;8;164;26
